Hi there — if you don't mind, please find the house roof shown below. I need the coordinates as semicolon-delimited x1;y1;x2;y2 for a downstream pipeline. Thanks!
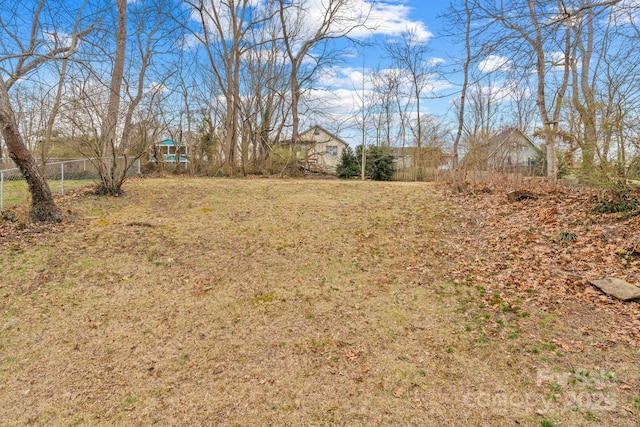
487;127;541;153
391;147;407;157
462;127;542;169
156;139;177;146
298;125;349;147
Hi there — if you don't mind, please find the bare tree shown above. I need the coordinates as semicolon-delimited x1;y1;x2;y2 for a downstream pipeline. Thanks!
370;68;403;147
598;35;640;178
565;0;639;181
465;79;502;142
239;5;288;174
94;0;127;193
0;0;91;221
505;72;537;137
184;0;259;175
11;85;46;155
40;6;86;169
277;0;370;144
385;29;436;171
446;0;474;189
67;0;175;194
474;0;575;184
569;1;601;175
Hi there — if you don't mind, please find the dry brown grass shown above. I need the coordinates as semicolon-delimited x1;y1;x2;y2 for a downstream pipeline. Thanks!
0;178;639;426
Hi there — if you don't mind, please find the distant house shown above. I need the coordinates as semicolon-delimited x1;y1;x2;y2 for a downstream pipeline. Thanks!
289;125;349;174
464;127;542;172
391;146;450;169
150;139;189;164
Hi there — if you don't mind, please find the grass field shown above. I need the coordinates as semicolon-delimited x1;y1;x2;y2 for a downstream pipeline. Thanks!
0;179;94;209
0;178;639;426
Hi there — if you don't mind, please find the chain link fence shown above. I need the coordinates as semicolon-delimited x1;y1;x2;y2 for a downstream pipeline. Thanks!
0;158;141;210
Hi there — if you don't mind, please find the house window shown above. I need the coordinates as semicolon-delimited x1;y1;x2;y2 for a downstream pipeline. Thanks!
314;129;320;136
326;145;338;157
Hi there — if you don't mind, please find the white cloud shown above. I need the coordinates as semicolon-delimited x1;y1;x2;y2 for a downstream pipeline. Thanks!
188;0;430;45
187;0;263;43
305;87;362;113
478;55;511;73
42;30;74;50
469;78;532;107
180;33;202;51
148;82;168;95
360;0;431;41
317;64;451;95
426;57;446;67
316;66;374;91
301;63;453;134
600;0;640;27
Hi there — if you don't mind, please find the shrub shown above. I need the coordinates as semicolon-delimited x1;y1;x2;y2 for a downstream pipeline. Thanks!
352;145;395;181
366;145;395;181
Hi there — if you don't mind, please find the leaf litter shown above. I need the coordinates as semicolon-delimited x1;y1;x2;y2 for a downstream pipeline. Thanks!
442;181;640;347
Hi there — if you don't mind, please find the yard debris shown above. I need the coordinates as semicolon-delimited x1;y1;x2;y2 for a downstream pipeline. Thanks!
506;189;538;203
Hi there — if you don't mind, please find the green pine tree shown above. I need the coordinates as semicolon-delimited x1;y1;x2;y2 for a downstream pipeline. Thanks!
337;146;360;178
367;146;395;181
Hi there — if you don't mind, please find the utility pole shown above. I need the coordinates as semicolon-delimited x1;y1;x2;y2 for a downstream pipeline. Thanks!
360;59;366;180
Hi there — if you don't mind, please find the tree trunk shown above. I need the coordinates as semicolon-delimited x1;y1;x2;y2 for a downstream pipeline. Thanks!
290;75;300;144
98;0;127;195
576;9;597;175
451;0;473;191
224;95;236;175
528;0;571;186
546;134;558;185
0;81;60;222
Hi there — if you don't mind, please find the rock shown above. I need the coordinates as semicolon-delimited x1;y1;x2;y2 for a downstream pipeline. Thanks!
589;278;640;301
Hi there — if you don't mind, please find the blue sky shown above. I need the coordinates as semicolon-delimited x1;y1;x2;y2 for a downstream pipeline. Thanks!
2;0;459;148
300;0;460;143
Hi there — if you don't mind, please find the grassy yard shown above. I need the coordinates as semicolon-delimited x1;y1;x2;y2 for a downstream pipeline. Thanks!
0;178;638;426
0;179;94;209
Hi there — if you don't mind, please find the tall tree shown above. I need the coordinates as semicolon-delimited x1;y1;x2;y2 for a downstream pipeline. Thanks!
475;0;574;184
448;0;474;189
0;0;90;221
239;4;288;173
370;68;403;147
569;1;600;176
185;0;257;175
67;0;174;194
385;29;436;171
98;0;127;193
277;0;370;144
567;0;634;179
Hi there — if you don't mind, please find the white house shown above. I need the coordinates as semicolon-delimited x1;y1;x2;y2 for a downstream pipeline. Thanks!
294;125;349;174
464;127;543;173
